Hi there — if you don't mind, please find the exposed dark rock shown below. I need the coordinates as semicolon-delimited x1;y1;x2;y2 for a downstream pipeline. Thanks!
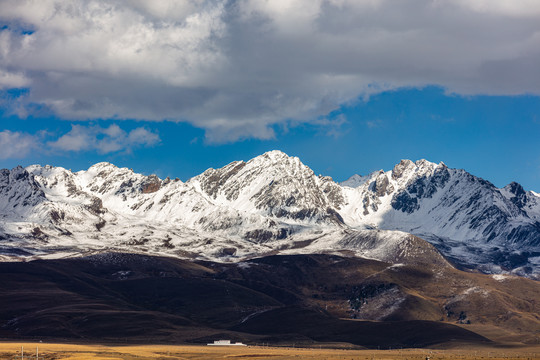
31;227;48;240
86;197;105;216
321;180;345;209
141;175;161;194
471;205;508;231
505;223;540;247
0;168;10;179
432;166;451;188
1;167;46;207
244;229;274;243
374;174;393;197
221;247;237;256
49;209;65;224
199;161;247;200
276;228;290;239
13;166;29;181
127;237;150;246
507;181;525;197
273;208;321;221
391;191;419;213
65;175;84;197
114;178;135;195
162;237;175;249
392;160;414;180
506;182;528;209
326;207;345;225
95;219;106;231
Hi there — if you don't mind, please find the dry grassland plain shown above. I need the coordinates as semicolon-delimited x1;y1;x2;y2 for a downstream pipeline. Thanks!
0;343;538;360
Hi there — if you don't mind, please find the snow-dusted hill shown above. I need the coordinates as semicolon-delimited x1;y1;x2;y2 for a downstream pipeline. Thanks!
1;151;538;278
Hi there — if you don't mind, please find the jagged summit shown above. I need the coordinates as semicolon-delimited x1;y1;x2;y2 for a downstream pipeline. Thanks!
341;174;369;188
504;181;525;195
342;159;448;188
0;153;539;278
85;162;120;172
189;150;342;226
259;149;296;161
244;150;306;175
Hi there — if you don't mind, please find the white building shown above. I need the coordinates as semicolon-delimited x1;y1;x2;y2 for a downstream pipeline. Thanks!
207;340;247;346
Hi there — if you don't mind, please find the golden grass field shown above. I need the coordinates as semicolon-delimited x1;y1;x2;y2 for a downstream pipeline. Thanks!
0;342;538;360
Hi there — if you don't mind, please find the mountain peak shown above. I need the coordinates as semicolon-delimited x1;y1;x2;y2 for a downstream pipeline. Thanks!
10;165;28;175
390;159;442;181
341;174;369;188
87;162;119;171
259;150;295;162
392;159;415;179
505;181;525;194
414;159;437;168
246;150;305;172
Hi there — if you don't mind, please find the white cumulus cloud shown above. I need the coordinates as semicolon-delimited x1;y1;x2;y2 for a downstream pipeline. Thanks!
0;70;30;89
48;124;160;154
0;0;539;142
0;130;38;159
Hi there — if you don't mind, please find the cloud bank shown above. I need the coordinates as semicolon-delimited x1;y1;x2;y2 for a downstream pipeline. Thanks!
1;0;539;141
0;124;160;159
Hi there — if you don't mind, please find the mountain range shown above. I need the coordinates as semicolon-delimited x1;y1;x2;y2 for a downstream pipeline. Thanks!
0;150;539;279
1;151;540;347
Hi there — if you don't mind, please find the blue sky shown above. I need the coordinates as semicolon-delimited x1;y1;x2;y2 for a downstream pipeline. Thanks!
1;1;540;191
2;86;539;191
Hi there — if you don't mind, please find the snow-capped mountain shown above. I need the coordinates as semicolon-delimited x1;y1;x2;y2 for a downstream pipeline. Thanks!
0;151;538;278
340;159;540;274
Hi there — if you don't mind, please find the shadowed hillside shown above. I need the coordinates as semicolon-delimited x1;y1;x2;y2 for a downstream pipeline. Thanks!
0;253;538;347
